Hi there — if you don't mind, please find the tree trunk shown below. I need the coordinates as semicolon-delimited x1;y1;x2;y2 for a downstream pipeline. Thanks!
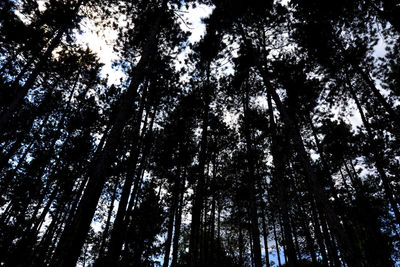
101;82;149;267
163;205;175;267
347;78;400;226
272;219;282;267
208;158;217;267
261;207;270;267
98;180;118;259
266;92;297;267
163;165;182;267
171;170;186;267
333;36;400;129
292;219;301;262
242;82;263;267
0;0;83;132
51;4;166;265
315;199;341;267
298;204;317;265
309;195;329;266
189;72;211;267
259;68;359;265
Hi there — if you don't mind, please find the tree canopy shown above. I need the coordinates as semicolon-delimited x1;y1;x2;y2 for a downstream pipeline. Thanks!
1;0;399;266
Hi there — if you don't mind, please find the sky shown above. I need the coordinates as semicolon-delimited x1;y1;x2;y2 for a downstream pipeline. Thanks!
83;0;214;248
75;3;214;85
25;2;392;266
76;4;288;265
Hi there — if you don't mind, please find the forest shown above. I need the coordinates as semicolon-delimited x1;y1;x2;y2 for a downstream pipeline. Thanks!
0;0;400;266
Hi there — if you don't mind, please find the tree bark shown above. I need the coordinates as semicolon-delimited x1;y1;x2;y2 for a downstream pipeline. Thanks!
259;68;358;266
189;70;211;267
347;78;400;226
0;0;83;133
171;170;185;267
272;219;282;267
163;165;182;267
242;82;263;267
51;6;165;264
100;82;149;267
98;180;118;259
333;36;400;130
266;92;297;267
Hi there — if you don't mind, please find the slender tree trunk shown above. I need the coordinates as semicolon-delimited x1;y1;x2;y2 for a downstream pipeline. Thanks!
51;5;166;265
189;70;211;267
239;225;244;267
208;158;217;267
258;67;358;265
347;78;400;226
279;216;288;265
163;206;175;267
98;180;118;259
298;204;317;265
261;207;270;267
163;166;182;267
242;83;263;267
292;220;301;262
200;163;210;267
315;199;341;267
309;195;329;266
0;0;83;132
101;82;149;267
272;219;282;267
171;171;185;267
333;36;400;129
266;92;297;267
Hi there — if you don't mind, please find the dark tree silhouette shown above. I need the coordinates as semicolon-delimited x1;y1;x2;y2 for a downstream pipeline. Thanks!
1;0;399;266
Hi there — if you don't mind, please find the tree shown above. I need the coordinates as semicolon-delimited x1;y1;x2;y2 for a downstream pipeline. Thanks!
1;0;399;266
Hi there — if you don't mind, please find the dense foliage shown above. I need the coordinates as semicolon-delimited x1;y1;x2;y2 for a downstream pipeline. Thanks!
1;0;399;266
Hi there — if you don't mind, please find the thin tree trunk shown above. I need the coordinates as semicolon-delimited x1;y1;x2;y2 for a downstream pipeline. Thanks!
51;5;165;265
0;0;83;132
208;157;217;267
239;225;244;267
278;215;288;265
266;92;297;267
315;199;341;267
291;219;301;262
101;82;149;266
298;204;317;265
309;197;329;266
163;205;175;267
261;207;270;267
259;69;358;265
98;180;118;259
171;170;186;267
333;36;400;129
347;78;400;226
272;219;282;267
163;165;182;267
189;69;211;267
242;82;263;267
